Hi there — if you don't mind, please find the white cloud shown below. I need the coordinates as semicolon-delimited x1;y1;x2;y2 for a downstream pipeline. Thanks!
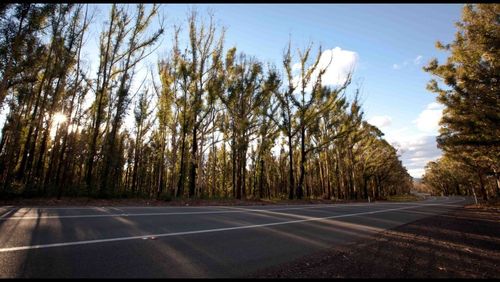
413;102;443;133
413;55;423;65
400;136;442;178
379;120;443;178
408;168;425;178
320;47;358;86
292;47;358;92
386;134;442;178
368;115;392;128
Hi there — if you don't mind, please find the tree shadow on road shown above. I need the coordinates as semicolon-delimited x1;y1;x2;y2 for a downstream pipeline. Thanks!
252;207;500;279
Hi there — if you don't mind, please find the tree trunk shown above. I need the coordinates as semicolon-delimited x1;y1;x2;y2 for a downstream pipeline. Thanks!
287;130;295;200
297;126;305;200
493;168;500;198
477;169;488;201
188;125;197;198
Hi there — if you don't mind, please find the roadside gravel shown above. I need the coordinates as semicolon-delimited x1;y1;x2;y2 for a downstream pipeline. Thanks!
251;205;500;278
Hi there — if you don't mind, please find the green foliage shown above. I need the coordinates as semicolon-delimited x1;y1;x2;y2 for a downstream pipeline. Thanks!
0;4;413;201
423;4;500;199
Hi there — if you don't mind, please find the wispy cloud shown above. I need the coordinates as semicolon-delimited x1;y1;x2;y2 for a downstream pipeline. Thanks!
413;55;423;65
392;60;408;70
392;55;424;70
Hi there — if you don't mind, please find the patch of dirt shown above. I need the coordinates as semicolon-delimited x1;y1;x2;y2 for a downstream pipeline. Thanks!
250;206;500;278
465;200;500;211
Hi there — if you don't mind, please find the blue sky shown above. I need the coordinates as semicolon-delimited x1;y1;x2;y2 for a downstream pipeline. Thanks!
83;4;464;178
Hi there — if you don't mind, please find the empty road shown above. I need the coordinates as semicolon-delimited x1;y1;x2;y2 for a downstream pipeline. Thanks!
0;196;471;278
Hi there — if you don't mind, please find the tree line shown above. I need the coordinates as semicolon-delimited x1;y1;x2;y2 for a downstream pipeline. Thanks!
0;3;412;200
422;4;500;201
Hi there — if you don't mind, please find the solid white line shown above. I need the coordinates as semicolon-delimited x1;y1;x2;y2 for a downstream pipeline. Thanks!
374;202;464;207
12;203;353;210
0;199;464;221
0;203;371;221
0;200;465;253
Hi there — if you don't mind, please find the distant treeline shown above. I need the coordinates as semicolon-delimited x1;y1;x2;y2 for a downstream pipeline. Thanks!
0;4;412;200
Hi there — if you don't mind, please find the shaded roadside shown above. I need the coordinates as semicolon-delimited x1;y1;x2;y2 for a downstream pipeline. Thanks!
0;196;421;207
250;205;500;278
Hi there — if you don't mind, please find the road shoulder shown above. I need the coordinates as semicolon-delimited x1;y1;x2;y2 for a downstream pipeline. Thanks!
250;205;500;278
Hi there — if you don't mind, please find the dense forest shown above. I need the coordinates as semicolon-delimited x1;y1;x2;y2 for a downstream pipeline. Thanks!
0;3;414;200
422;4;499;201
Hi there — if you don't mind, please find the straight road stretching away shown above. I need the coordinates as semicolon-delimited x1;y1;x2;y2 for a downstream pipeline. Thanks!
0;196;471;278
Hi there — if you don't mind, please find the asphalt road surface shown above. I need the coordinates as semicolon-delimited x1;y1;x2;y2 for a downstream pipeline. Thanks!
0;196;471;278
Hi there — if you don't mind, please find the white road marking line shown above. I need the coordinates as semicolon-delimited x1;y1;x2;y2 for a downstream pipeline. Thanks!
0;203;371;220
0;200;465;253
12;203;352;210
0;209;14;218
0;199;463;221
377;202;465;207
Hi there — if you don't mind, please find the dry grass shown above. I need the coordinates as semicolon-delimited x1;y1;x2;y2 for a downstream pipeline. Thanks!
386;194;422;202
